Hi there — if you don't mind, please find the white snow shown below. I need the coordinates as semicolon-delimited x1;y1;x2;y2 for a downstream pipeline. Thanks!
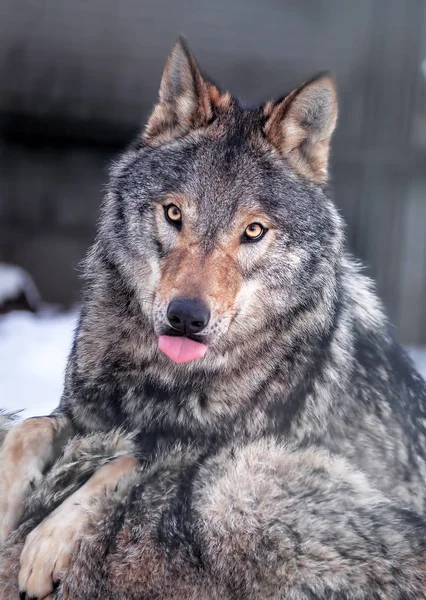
0;309;425;420
0;263;40;307
0;309;78;418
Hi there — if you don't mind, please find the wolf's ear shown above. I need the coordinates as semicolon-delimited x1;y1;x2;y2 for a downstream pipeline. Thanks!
143;38;219;146
264;74;338;184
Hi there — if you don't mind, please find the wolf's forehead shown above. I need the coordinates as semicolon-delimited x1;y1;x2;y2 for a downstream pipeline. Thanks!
184;139;265;212
182;174;263;235
139;120;276;228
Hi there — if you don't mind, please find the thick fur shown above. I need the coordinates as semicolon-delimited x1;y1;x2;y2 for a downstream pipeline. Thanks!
61;40;426;510
2;433;426;599
1;39;426;599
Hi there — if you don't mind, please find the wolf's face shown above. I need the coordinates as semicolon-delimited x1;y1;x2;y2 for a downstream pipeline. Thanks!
101;39;343;364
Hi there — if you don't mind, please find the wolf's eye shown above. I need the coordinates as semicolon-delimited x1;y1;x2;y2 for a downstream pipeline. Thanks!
242;223;267;242
165;204;182;228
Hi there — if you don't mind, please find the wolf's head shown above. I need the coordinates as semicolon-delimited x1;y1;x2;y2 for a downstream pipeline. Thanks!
94;39;343;366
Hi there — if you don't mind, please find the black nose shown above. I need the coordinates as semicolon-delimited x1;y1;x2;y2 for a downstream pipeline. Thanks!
167;298;210;335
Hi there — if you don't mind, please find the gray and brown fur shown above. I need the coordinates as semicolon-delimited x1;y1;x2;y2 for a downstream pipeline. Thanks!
2;432;426;599
1;38;426;599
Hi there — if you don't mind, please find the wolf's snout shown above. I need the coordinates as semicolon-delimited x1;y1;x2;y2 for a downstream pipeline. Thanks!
167;298;210;335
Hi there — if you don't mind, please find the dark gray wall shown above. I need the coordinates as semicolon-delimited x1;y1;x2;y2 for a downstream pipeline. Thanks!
0;0;425;342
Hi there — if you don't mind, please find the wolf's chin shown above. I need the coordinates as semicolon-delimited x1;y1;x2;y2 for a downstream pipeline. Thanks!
158;335;208;364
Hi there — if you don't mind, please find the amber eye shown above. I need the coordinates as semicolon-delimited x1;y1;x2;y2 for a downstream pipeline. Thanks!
165;204;182;227
243;222;267;242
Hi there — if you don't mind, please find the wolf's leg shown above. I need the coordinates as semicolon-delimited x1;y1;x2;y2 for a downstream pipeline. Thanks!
0;414;73;541
18;454;139;600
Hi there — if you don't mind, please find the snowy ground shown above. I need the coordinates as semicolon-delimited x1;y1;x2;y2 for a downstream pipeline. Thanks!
0;309;425;419
0;310;78;418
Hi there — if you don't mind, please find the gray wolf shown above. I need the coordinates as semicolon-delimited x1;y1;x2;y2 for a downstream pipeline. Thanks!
1;38;426;599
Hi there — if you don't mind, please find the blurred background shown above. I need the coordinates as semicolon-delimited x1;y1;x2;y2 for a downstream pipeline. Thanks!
0;0;425;415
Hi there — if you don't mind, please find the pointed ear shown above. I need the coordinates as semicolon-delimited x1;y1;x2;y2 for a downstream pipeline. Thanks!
143;38;218;146
264;74;338;183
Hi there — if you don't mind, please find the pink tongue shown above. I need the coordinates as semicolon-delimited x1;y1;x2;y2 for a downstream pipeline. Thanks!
158;335;208;364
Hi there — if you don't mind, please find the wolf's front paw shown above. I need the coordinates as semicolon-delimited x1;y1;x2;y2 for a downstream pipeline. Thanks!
0;464;43;542
18;500;87;599
18;455;138;598
0;419;53;541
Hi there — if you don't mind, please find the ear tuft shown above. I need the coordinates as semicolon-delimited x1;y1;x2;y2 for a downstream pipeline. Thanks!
264;73;338;183
143;38;214;146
